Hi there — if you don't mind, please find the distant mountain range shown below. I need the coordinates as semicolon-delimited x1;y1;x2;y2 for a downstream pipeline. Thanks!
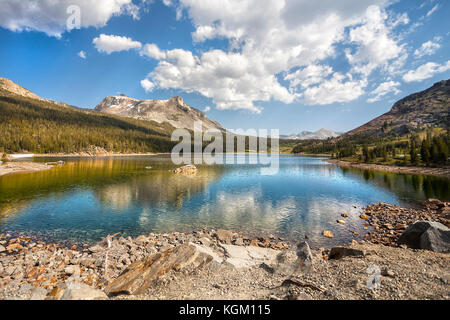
281;128;343;140
1;76;448;156
95;94;224;132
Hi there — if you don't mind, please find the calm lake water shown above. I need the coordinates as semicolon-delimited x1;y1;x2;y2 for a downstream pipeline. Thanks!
0;155;448;247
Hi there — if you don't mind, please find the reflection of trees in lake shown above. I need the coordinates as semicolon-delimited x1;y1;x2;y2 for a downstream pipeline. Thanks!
338;167;449;203
0;157;210;216
95;166;225;210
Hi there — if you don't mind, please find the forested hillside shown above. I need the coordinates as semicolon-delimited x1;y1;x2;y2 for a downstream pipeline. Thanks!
0;89;176;154
291;79;450;167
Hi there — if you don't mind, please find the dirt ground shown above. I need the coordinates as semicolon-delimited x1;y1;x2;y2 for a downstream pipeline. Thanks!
114;241;449;300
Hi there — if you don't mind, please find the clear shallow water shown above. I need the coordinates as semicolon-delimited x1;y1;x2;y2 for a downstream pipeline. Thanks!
0;155;448;247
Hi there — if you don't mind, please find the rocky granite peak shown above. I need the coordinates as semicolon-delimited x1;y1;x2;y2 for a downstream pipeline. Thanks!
94;94;224;132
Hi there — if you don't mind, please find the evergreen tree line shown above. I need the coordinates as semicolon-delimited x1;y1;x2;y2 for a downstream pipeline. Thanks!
292;128;449;167
0;91;176;154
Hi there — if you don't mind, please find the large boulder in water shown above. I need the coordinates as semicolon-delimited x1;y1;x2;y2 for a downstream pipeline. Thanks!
398;220;450;253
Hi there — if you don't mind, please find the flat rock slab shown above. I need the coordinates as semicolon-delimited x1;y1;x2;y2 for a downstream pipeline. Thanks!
220;244;279;268
105;243;214;296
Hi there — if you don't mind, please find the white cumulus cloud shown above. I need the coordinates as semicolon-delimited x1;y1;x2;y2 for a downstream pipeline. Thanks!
346;5;406;76
367;81;401;103
0;0;140;37
302;73;368;105
284;65;333;89
403;61;450;82
141;43;167;60
414;38;441;58
140;0;407;112
93;34;142;54
140;79;155;92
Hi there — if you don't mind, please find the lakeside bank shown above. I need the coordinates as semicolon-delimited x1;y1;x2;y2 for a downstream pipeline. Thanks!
0;152;165;177
0;162;53;177
326;159;450;178
0;199;448;300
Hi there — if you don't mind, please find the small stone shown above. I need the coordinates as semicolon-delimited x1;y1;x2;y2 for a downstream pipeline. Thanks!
0;245;5;252
360;214;369;220
64;265;81;276
5;266;15;276
80;258;95;267
383;223;393;230
341;213;348;218
295;293;312;300
337;219;346;224
88;245;103;253
382;269;395;278
135;235;149;244
322;230;334;238
214;230;233;244
61;282;108;300
6;243;24;251
30;287;48;300
394;223;407;230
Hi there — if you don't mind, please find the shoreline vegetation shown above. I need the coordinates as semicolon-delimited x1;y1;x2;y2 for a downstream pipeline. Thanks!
0;199;448;300
2;153;449;178
326;159;450;178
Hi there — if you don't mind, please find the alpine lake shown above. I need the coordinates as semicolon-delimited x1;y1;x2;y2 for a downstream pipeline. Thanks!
0;154;448;247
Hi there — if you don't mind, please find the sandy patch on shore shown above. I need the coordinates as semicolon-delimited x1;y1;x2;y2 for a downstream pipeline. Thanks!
0;162;53;177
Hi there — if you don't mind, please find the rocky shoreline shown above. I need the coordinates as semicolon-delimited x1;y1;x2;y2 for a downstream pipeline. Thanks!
326;159;450;178
0;200;449;300
361;199;449;247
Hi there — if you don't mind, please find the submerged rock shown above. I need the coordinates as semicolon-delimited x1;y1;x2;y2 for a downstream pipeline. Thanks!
322;230;334;238
170;165;198;175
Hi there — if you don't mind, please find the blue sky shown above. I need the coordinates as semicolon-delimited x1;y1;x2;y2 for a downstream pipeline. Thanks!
0;0;449;135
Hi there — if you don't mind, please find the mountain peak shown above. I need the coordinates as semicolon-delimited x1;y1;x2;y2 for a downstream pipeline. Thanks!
283;128;342;140
169;96;184;105
0;77;43;100
95;94;223;132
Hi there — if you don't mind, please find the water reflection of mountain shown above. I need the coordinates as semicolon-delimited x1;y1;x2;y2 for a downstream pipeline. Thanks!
0;157;225;217
95;166;225;209
338;166;450;204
